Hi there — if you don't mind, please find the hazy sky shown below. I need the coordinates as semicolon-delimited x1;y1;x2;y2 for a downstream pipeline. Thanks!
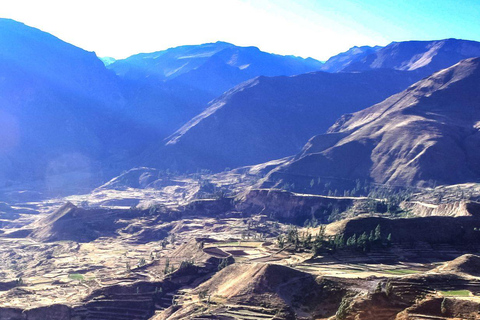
1;0;480;60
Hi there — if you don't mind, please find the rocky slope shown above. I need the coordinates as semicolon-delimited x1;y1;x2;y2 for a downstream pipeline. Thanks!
343;38;480;77
0;19;133;192
320;45;382;72
262;57;480;190
156;263;345;320
146;69;421;172
433;254;480;276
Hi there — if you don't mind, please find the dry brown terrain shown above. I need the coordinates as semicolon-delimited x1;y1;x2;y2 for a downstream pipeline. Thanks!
2;172;480;319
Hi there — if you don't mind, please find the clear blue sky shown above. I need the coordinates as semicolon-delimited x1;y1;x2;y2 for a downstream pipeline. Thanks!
1;0;479;60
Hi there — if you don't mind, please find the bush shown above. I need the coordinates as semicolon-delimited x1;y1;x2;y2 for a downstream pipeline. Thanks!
336;296;350;320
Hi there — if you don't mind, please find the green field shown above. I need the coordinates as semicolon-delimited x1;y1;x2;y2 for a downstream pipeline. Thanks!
383;269;421;275
208;241;263;248
68;273;85;281
440;290;471;297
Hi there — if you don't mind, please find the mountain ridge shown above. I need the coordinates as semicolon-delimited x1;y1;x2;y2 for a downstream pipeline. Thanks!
342;38;480;76
108;41;323;97
261;57;480;189
142;68;424;172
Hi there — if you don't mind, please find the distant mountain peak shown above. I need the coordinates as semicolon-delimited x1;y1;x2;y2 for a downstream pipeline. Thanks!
99;56;116;66
342;38;480;75
320;45;382;72
108;41;323;96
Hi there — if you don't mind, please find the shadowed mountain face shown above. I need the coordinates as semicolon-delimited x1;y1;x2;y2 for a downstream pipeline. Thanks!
262;58;480;189
0;19;132;192
5;17;480;196
103;42;325;146
0;20;324;194
143;69;423;172
108;41;323;97
342;39;480;77
320;45;382;72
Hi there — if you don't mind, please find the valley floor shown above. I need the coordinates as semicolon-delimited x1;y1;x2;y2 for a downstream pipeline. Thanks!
3;176;480;319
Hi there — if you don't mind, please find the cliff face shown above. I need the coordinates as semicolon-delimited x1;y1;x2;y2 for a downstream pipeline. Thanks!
0;305;71;320
336;216;480;245
404;200;480;217
237;189;356;222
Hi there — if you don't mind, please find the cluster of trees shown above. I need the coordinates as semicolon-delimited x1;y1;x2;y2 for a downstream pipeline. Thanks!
163;258;175;274
160;233;176;249
340;225;392;253
195;178;232;200
240;230;267;240
146;204;183;221
279;176;415;203
218;257;231;271
277;178;417;222
277;224;392;256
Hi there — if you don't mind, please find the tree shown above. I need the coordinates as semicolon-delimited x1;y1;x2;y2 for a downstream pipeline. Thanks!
303;219;311;228
138;258;146;268
336;296;350;320
358;232;368;251
218;258;230;271
385;280;393;297
15;278;23;286
334;234;345;249
374;224;382;241
198;289;208;301
286;225;299;249
368;230;375;243
164;258;171;274
441;297;447;314
312;242;322;256
387;233;392;247
161;238;168;249
311;217;319;228
303;233;312;248
346;234;357;247
179;259;195;270
318;225;326;241
277;234;285;249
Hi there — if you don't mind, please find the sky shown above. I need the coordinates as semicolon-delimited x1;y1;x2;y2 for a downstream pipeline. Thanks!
1;0;480;61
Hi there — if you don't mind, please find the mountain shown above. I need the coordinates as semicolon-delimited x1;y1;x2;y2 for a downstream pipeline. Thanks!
108;41;323;97
108;41;234;81
142;69;423;172
320;45;382;72
116;78;214;140
100;57;116;66
342;39;480;77
0;19;130;192
261;58;480;190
